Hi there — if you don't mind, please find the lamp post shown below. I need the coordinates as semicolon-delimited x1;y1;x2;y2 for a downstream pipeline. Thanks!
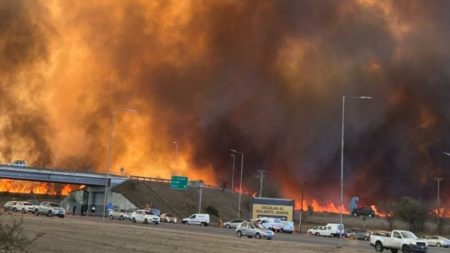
230;154;236;190
102;108;137;222
231;149;244;219
298;182;306;233
173;141;178;172
339;95;371;247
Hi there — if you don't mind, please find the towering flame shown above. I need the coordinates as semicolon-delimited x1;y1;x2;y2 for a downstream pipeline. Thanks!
0;0;449;209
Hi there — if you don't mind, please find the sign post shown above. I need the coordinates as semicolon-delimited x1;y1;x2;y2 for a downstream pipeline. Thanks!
170;176;188;190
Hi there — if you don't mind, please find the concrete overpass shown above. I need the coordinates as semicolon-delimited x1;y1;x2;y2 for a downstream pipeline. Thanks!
0;165;127;186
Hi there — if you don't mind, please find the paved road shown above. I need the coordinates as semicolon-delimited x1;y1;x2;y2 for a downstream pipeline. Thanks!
72;215;449;253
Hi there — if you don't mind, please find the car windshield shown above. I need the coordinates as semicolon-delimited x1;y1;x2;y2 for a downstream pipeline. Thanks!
401;231;417;239
49;203;60;207
166;214;173;217
255;223;265;229
23;203;31;206
144;211;154;215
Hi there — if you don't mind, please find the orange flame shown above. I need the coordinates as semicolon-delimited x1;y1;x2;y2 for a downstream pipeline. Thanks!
0;179;81;196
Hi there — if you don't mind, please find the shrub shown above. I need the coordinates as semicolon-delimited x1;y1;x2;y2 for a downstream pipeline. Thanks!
0;213;44;252
394;197;427;232
205;205;220;218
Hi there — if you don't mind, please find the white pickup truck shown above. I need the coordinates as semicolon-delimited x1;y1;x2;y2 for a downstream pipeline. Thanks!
370;230;428;253
34;201;65;218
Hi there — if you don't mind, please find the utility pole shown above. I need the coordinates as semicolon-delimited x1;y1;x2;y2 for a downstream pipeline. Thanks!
256;170;266;197
435;177;443;232
298;182;306;233
231;154;236;190
198;180;204;213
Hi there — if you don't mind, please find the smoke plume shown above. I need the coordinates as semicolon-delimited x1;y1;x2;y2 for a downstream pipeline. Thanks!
0;0;449;207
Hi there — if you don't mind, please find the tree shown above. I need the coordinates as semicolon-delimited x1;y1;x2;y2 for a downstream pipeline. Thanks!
0;213;44;252
394;197;427;232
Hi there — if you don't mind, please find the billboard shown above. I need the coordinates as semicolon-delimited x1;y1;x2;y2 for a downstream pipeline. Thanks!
251;197;294;221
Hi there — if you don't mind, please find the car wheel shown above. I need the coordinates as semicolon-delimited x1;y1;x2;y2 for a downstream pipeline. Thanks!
375;242;384;252
315;232;320;236
154;222;159;225
144;218;148;224
436;243;441;247
236;231;242;238
35;210;40;216
13;208;17;212
401;245;409;253
225;224;231;229
368;214;373;218
390;249;398;253
255;233;262;239
119;216;123;220
47;210;53;217
200;222;206;226
132;218;136;223
267;238;272;240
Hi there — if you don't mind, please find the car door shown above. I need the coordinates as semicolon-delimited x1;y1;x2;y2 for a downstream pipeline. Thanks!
241;222;249;235
391;231;403;248
189;215;196;224
248;223;257;237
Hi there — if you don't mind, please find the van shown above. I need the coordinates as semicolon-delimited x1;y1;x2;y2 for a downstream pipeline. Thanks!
182;213;210;226
323;223;345;237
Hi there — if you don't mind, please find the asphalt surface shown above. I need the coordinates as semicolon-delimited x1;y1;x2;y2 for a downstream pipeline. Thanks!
70;215;449;253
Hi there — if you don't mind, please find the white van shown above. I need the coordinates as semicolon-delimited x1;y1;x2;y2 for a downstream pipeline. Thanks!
323;223;345;237
182;213;210;226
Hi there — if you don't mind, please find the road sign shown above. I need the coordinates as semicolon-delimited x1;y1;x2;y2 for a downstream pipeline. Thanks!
170;176;188;190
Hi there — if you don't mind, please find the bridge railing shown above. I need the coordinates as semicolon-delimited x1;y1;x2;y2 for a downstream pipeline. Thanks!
128;175;223;190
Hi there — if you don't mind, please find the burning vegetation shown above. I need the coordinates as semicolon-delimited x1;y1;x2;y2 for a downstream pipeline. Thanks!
0;1;449;212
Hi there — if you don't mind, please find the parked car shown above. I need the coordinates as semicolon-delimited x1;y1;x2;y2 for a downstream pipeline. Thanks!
307;223;345;237
370;230;428;253
424;235;450;248
8;160;27;167
346;228;372;240
223;219;244;229
160;213;177;223
123;208;138;221
34;201;65;218
236;221;274;240
182;213;210;226
14;201;34;213
3;201;17;211
280;221;294;234
259;217;282;232
130;209;160;224
351;206;375;217
109;208;126;220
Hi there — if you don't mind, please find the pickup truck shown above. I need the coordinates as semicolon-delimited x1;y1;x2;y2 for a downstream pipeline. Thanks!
34;201;65;218
370;230;428;253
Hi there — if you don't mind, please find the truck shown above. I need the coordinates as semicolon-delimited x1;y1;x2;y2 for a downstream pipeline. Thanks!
34;201;65;218
370;230;428;253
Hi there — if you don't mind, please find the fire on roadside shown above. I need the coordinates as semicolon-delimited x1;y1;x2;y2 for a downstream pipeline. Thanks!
0;179;82;196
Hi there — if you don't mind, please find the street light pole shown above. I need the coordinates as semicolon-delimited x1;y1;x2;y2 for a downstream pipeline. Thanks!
102;108;137;222
173;141;178;172
231;154;236;190
339;95;371;247
298;182;306;233
231;149;244;219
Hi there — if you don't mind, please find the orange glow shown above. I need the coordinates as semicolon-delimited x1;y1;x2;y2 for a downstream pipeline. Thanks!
0;179;81;196
294;199;349;214
370;205;386;217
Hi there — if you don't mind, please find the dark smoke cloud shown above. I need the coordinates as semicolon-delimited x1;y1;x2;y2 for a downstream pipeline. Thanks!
0;0;53;165
1;0;449;207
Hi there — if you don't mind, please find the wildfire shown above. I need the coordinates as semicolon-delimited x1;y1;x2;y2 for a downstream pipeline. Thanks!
0;179;81;196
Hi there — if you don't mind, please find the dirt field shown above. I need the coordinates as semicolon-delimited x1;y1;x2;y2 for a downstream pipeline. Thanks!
1;214;375;253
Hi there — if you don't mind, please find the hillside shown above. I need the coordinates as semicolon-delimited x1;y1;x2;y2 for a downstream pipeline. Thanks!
112;180;251;221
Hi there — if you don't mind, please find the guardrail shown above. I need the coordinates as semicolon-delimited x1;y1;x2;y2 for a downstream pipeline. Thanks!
128;175;223;190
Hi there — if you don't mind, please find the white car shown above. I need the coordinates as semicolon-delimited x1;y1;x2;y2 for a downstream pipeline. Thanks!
182;213;210;226
223;219;244;229
14;201;34;213
3;201;17;211
425;235;450;248
308;223;344;237
259;218;282;232
281;221;294;233
8;160;27;167
130;209;160;224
